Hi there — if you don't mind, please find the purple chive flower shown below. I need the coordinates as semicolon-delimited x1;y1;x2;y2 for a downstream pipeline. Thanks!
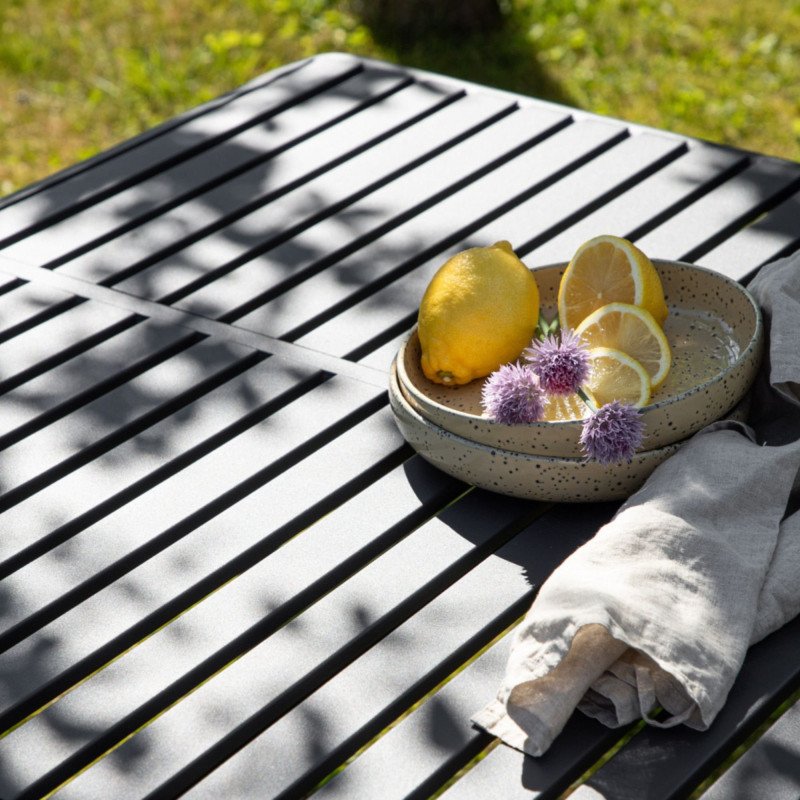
580;401;645;464
524;329;590;395
481;362;545;425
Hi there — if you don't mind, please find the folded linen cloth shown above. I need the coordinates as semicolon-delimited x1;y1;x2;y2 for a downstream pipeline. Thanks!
472;251;800;756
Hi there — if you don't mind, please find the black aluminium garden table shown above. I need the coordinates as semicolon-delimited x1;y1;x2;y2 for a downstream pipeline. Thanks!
0;51;799;800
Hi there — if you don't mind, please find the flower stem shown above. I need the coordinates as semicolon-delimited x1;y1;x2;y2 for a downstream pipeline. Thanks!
576;386;598;413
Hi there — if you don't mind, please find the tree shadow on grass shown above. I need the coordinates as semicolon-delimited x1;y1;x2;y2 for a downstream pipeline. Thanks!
361;5;578;109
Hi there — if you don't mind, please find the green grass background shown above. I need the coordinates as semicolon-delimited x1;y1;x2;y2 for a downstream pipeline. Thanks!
1;0;799;196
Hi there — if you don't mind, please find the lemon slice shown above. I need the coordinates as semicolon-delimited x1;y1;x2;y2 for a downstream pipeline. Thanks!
575;302;672;388
541;387;597;421
585;347;651;408
558;234;668;330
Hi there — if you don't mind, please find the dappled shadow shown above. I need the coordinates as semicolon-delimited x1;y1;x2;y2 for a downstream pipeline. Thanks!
704;722;800;800
0;46;798;799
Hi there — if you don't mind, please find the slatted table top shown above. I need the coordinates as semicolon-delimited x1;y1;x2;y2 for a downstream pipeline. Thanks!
0;52;799;800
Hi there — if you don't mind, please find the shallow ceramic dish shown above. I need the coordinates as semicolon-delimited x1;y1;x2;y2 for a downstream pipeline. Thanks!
390;364;748;503
396;260;762;458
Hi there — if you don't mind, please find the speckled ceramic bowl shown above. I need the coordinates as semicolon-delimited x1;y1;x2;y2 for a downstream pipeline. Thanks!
396;260;762;458
390;364;748;503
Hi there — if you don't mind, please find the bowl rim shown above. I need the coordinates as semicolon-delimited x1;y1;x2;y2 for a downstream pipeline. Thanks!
390;363;685;465
398;258;763;431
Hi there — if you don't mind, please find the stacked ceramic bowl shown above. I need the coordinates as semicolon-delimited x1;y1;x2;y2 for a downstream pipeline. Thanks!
390;260;763;502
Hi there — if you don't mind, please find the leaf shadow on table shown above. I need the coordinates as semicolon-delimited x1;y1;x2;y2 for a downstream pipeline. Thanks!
0;324;317;795
401;459;631;789
1;46;799;795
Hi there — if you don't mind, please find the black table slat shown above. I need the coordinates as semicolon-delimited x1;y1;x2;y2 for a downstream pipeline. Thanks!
0;54;365;248
0;341;300;571
293;130;683;358
0;64;407;268
700;699;800;800
139;501;545;800
56;77;465;288
171;503;618;800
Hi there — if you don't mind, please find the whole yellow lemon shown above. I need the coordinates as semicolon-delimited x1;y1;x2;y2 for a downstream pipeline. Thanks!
418;241;540;386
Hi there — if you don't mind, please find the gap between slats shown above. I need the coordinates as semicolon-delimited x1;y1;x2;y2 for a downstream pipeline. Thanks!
430;739;502;800
0;59;310;215
137;508;548;800
7;480;490;800
0;60;366;250
0;443;437;735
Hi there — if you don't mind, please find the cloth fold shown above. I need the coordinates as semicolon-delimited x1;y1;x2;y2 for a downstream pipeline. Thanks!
472;252;800;757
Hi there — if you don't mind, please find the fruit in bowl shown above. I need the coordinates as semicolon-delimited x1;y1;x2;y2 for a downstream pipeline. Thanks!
416;235;678;463
557;234;668;329
393;236;762;476
417;240;539;385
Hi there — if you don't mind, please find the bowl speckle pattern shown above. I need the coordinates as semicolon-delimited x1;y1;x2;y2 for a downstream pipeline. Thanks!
390;365;750;503
390;365;679;502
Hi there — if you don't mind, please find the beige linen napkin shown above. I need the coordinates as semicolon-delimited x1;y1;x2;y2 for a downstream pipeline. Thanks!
472;251;800;756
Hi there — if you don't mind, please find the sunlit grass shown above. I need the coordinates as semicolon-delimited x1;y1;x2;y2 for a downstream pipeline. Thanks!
1;0;799;196
514;0;800;160
0;0;376;195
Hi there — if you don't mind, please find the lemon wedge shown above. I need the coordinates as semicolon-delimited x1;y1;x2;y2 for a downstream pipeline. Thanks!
558;234;668;330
